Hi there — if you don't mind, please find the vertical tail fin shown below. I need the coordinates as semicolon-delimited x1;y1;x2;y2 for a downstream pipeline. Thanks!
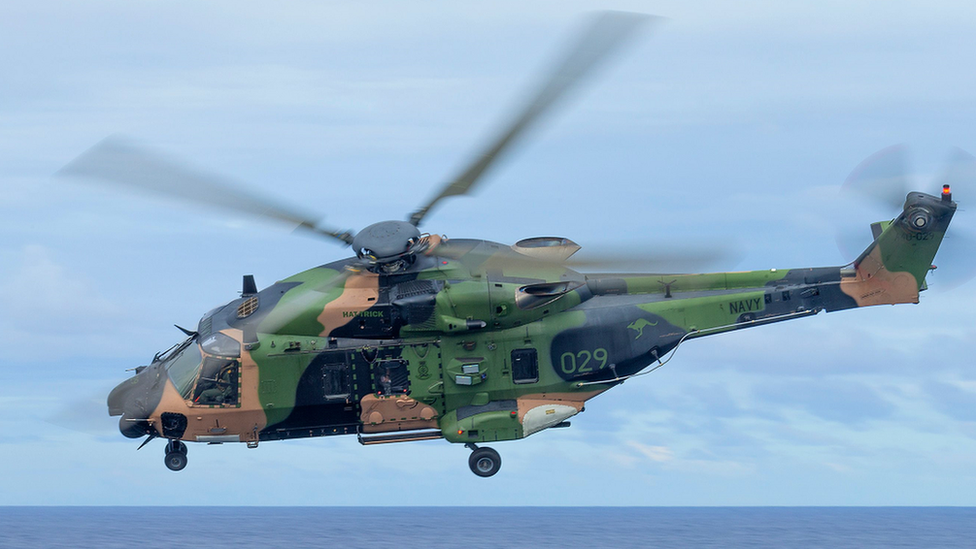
840;190;956;306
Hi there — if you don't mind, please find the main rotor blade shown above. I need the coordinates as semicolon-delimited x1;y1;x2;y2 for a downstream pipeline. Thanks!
58;137;355;245
560;247;741;273
46;383;119;436
409;11;656;226
439;239;739;274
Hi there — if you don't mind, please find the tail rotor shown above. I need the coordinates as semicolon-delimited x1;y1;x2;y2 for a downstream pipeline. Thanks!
837;145;976;290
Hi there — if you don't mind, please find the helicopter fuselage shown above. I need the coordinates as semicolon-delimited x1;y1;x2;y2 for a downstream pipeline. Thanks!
107;189;956;474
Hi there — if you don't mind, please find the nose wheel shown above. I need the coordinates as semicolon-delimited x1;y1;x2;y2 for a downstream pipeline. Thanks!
164;439;188;471
465;443;501;477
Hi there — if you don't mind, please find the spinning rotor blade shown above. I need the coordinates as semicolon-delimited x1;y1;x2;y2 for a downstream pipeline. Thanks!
46;383;118;436
936;147;976;192
409;11;656;227
58;137;355;245
560;247;740;273
440;239;739;274
930;230;976;290
840;144;912;211
928;148;976;289
835;145;913;260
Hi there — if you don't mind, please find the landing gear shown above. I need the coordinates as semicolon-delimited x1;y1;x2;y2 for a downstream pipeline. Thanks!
466;443;501;477
164;439;188;471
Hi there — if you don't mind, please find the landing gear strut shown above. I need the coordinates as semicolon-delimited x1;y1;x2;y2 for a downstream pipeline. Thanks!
465;443;501;477
164;439;188;471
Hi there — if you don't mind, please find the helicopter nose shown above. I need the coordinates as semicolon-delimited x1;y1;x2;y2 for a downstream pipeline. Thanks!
107;365;166;439
107;377;138;417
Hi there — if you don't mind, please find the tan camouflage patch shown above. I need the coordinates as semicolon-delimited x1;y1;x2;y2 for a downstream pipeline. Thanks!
359;393;439;434
150;380;187;437
840;246;919;306
316;272;381;337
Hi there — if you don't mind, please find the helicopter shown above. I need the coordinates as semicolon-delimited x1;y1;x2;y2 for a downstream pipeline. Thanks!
61;12;958;477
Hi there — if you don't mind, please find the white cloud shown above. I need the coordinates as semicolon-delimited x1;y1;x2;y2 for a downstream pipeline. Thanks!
627;441;674;463
0;244;119;328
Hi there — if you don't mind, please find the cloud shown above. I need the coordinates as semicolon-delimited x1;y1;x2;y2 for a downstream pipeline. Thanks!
0;244;119;328
627;441;674;462
0;245;132;362
751;378;896;424
922;380;976;422
622;440;754;477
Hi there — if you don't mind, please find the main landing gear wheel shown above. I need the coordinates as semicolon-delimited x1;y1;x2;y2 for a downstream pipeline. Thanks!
164;439;188;472
466;444;501;477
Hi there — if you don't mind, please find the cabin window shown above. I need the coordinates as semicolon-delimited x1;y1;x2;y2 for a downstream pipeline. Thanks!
297;353;353;405
374;359;409;395
321;363;351;400
512;348;539;384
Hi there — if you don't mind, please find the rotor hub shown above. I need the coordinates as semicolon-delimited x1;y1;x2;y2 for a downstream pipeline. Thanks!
352;220;423;266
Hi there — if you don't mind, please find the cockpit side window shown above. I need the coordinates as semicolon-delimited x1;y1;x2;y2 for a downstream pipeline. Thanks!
192;357;240;406
163;339;241;406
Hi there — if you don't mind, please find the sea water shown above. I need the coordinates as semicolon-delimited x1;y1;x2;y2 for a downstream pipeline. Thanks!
1;507;974;548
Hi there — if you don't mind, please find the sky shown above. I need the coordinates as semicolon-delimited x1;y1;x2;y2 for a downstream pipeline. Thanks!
3;0;976;505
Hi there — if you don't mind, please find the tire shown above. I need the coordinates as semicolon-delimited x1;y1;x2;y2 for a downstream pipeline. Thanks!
468;447;501;477
165;439;187;455
164;451;187;471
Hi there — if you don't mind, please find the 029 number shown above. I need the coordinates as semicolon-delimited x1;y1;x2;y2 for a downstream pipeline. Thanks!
560;348;609;375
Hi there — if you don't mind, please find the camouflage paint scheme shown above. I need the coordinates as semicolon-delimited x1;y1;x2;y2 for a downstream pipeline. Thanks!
107;190;955;471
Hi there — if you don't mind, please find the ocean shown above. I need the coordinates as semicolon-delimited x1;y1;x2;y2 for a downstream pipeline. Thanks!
1;507;974;548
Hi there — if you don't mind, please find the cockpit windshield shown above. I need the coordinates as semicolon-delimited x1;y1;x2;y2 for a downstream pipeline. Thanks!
163;338;204;398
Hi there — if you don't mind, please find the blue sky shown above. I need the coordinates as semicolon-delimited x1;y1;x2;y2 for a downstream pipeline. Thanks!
3;0;976;505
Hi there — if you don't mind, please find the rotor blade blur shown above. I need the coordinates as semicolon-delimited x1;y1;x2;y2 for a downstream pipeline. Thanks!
935;147;976;197
58;137;355;245
929;231;976;291
834;145;976;288
840;144;912;211
834;145;913;261
451;243;740;274
46;384;118;436
408;11;656;226
562;247;741;273
929;148;976;290
934;147;976;238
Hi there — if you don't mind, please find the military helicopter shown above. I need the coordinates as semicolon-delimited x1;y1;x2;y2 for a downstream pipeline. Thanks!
61;12;958;477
